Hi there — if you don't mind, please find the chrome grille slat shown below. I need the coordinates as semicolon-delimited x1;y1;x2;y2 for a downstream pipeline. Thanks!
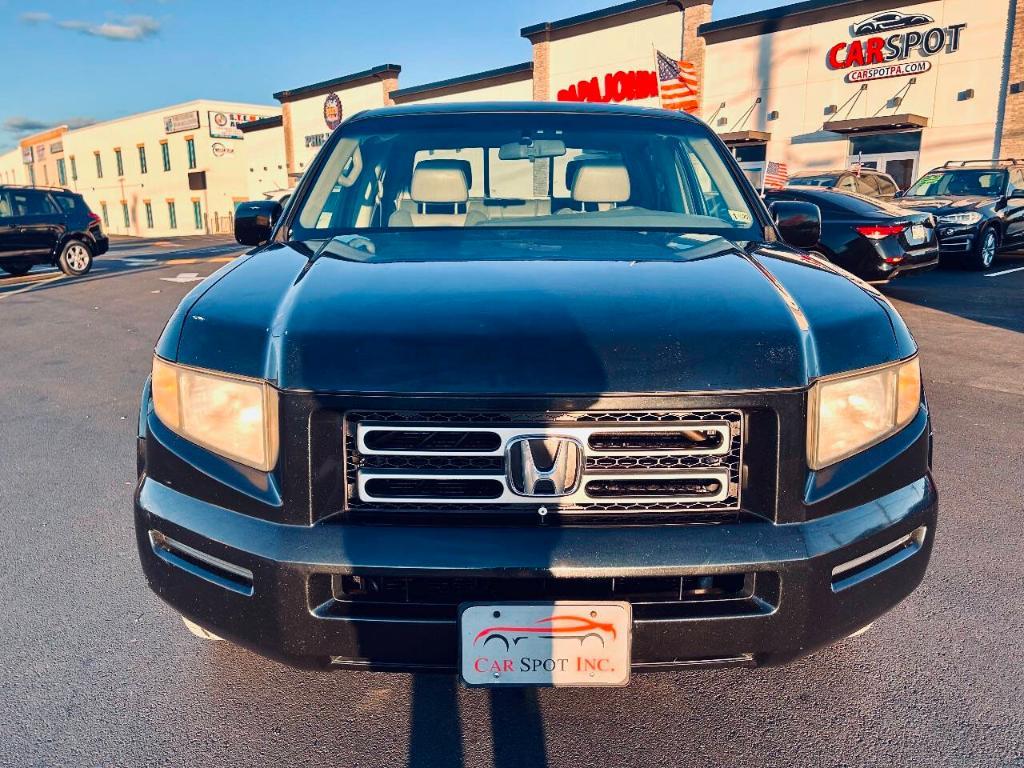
356;423;733;457
345;410;743;514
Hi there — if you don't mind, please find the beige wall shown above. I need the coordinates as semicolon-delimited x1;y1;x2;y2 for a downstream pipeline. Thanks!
287;81;388;176
0;148;26;185
544;8;685;109
704;0;1011;173
397;78;534;105
241;124;288;199
63;100;278;237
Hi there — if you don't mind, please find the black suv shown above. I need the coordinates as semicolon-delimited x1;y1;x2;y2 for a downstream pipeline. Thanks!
788;168;900;199
135;103;935;684
897;160;1024;269
0;185;108;277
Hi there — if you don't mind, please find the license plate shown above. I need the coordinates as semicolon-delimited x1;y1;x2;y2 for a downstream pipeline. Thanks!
910;224;926;243
459;602;631;687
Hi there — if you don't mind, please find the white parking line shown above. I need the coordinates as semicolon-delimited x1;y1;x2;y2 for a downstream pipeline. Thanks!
984;266;1024;277
0;274;65;299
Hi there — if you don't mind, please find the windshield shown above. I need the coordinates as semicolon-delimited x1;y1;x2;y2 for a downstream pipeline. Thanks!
289;112;760;240
906;169;1007;197
788;175;839;188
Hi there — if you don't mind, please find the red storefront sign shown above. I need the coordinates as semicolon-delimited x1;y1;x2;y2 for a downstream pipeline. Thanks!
557;70;659;103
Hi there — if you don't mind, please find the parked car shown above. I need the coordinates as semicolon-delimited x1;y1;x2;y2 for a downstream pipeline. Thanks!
0;185;108;277
764;186;938;282
787;168;900;199
135;102;935;685
896;160;1024;269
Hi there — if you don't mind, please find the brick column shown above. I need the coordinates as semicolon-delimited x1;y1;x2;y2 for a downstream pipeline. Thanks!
1000;0;1024;156
531;35;551;195
532;36;551;102
281;101;296;186
381;75;400;106
682;1;712;117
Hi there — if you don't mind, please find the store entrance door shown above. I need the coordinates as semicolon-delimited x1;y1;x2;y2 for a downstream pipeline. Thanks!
848;152;919;191
848;131;922;191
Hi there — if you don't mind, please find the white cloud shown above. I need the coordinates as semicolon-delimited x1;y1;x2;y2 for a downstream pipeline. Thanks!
19;11;52;24
1;116;96;138
29;13;162;42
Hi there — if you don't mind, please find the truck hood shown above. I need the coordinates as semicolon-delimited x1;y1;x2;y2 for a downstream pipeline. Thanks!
165;231;914;395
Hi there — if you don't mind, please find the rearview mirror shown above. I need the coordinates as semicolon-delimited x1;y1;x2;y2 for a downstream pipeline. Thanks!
498;139;567;161
235;200;283;246
768;200;821;249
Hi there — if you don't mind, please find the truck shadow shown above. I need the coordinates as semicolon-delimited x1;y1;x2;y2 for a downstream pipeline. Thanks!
407;676;548;768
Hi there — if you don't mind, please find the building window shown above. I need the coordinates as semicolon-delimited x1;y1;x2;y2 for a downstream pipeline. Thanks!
28;166;36;186
138;145;148;174
167;201;177;229
160;141;170;172
115;148;124;177
144;201;154;229
94;152;103;179
192;199;203;230
70;156;77;181
186;137;197;169
100;202;109;227
122;201;130;228
56;158;67;186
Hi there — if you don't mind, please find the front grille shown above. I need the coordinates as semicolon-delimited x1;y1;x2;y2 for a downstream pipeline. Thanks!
344;410;743;515
336;573;751;605
308;571;779;622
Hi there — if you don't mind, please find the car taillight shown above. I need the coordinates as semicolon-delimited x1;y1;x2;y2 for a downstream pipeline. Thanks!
855;224;906;240
87;212;102;227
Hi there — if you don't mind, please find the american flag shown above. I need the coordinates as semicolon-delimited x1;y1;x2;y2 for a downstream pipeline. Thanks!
762;161;789;190
655;50;700;114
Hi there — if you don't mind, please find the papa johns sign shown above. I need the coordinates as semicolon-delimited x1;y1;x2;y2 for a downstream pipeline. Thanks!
557;69;659;103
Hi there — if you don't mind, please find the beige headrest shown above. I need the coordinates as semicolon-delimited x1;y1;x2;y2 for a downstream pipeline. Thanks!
411;160;469;204
572;160;631;203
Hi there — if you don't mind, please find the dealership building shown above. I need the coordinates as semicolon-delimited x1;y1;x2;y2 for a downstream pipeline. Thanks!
0;99;280;237
268;0;1022;192
3;0;1022;219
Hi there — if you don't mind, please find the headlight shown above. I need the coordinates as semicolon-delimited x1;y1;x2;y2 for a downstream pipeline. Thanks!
937;212;982;226
807;357;921;470
151;357;279;471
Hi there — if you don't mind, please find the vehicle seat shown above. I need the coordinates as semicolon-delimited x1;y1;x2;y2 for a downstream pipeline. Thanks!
389;159;479;227
571;160;631;205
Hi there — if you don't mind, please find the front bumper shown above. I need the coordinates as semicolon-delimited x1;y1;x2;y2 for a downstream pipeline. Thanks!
936;225;978;255
135;472;937;672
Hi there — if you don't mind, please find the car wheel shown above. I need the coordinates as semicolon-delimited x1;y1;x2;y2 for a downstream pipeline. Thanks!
967;228;998;271
1;261;32;277
182;616;223;641
58;240;93;276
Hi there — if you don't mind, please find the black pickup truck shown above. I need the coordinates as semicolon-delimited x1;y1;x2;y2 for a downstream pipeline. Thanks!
134;103;936;686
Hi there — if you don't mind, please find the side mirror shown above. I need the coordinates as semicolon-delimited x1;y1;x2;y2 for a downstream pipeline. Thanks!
1010;189;1024;200
235;200;283;246
768;200;821;249
893;190;904;198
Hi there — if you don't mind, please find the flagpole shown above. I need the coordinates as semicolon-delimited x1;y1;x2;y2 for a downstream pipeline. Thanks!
652;44;662;110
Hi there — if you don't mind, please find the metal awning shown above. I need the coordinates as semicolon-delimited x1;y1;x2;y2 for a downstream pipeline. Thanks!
717;130;772;144
823;114;929;134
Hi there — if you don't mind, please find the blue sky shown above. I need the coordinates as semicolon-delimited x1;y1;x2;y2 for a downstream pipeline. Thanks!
0;0;791;152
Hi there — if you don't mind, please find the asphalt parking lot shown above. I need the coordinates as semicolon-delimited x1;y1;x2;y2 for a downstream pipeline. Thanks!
1;240;1022;768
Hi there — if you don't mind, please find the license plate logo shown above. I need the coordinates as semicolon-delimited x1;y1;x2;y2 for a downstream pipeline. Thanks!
459;602;631;687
